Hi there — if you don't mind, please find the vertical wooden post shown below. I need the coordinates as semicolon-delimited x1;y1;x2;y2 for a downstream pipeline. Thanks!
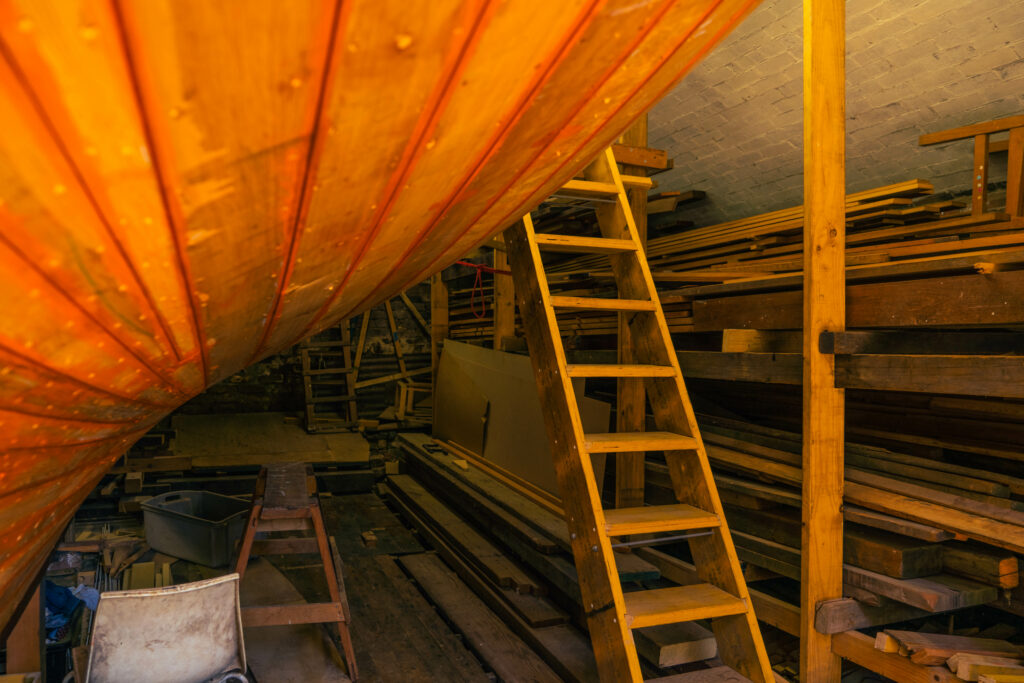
5;584;43;676
801;0;845;680
492;241;515;350
430;273;449;383
972;134;989;215
1005;127;1024;217
615;116;649;508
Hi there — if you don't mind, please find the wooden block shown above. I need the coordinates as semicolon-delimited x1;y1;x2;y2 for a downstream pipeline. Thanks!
124;471;143;494
635;622;716;668
361;531;378;548
944;542;1020;589
128;562;155;589
118;495;149;513
875;631;901;653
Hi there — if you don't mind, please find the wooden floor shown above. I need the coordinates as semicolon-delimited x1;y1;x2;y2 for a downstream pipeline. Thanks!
265;492;491;683
171;412;370;468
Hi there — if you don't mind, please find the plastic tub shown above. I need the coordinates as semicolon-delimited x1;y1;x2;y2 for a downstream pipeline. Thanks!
141;490;250;567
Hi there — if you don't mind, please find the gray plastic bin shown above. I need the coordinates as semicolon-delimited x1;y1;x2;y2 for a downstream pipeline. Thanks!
141;490;250;567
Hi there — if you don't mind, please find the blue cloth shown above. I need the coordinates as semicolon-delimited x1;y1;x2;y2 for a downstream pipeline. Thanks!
44;580;81;639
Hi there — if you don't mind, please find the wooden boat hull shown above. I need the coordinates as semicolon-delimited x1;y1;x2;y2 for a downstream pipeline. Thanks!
0;0;759;627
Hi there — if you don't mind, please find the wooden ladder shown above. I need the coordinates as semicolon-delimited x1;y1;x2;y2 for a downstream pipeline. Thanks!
301;321;357;433
504;147;774;682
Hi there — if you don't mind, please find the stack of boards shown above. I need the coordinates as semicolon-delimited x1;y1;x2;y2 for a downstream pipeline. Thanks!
875;629;1024;682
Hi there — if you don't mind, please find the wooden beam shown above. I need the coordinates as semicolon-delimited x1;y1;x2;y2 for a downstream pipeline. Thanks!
919;115;1024;145
430;272;449;384
821;330;1024;355
610;143;670;171
616;117;649;508
1006;127;1024;217
492;243;515;350
973;134;989;214
692;270;1024;330
677;350;1024;399
801;0;845;679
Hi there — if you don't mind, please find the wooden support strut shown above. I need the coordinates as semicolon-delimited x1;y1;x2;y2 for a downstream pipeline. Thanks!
801;0;845;680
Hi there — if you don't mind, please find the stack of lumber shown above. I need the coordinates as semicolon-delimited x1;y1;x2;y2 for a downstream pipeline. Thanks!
391;432;743;682
640;411;1024;630
875;629;1024;681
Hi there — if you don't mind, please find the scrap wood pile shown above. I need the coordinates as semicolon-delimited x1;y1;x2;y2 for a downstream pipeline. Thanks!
661;407;1024;635
549;175;1023;283
875;628;1024;681
387;432;795;682
449;181;1024;345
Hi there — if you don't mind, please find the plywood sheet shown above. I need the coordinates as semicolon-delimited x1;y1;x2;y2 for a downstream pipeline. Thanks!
433;342;609;495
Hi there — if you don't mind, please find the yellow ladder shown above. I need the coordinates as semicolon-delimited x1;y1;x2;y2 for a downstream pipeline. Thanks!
504;148;774;682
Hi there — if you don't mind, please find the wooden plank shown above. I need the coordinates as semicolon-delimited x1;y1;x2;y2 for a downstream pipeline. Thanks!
834;355;1024;399
801;0;845;678
611;143;670;171
241;602;344;627
731;530;995;612
387;475;544;597
821;330;1024;355
884;630;1023;665
727;506;943;578
832;631;961;683
814;597;932;634
399;553;562;683
381;486;596;682
919;115;1024;145
692;269;1024;331
843;507;954;543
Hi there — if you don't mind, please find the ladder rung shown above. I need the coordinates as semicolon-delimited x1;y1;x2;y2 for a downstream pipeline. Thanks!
549;296;655;312
565;364;675;378
306;368;355;376
557;178;619;200
604;504;720;536
583;431;697;453
533;234;638;254
307;394;357;404
623;584;747;629
302;341;352;348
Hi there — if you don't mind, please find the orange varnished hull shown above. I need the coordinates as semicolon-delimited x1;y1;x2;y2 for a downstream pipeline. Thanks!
0;0;758;625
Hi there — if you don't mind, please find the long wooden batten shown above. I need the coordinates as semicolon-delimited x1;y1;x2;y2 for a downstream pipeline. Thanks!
0;0;762;628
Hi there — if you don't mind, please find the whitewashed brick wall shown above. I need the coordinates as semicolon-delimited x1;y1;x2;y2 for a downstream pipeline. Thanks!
649;0;1024;225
